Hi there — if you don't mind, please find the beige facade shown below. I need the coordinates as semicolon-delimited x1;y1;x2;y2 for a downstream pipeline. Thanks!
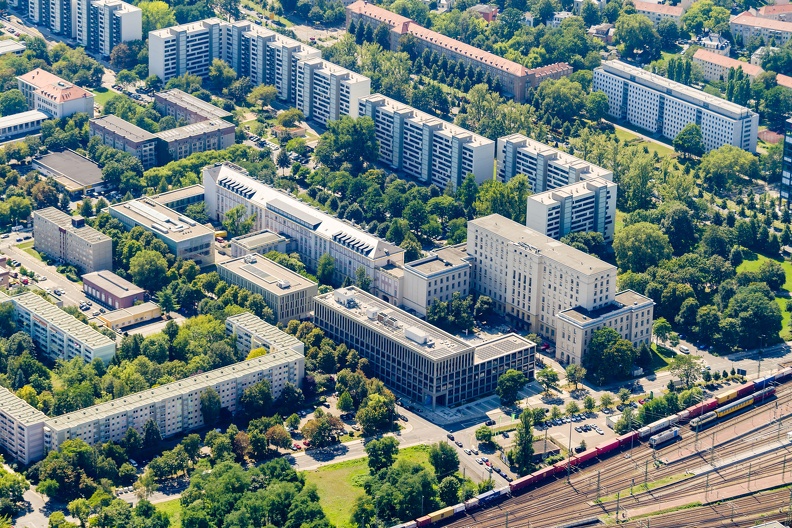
0;387;47;465
226;311;305;356
97;302;162;330
33;207;113;273
402;244;472;317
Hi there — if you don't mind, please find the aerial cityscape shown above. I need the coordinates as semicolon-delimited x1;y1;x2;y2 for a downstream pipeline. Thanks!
0;0;791;525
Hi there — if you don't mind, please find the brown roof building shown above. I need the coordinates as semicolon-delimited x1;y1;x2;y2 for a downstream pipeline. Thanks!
82;270;146;310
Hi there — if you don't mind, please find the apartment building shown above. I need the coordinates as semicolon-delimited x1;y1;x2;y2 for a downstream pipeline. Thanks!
757;4;792;22
109;198;215;265
313;287;535;408
153;89;233;124
43;352;305;451
752;46;778;65
82;270;146;309
295;58;370;126
28;0;73;36
402;244;472;317
525;178;617;243
593;60;759;152
781;118;792;203
0;110;48;141
0;387;47;465
10;292;117;363
556;290;654;366
229;229;289;258
692;48;792;89
217;254;318;324
467;214;617;339
89;115;158;169
154;119;236;162
32;207;113;273
633;0;683;26
225;311;305;356
148;18;230;81
203;162;405;296
17;69;94;119
497;133;613;190
731;11;792;46
75;0;142;57
357;94;495;189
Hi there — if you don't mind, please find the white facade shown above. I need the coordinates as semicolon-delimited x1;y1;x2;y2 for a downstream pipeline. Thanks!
633;0;683;26
33;207;113;273
0;110;48;140
295;57;370;127
17;69;94;119
402;244;471;316
225;311;305;356
525;178;617;243
76;0;142;57
731;12;792;47
148;18;229;81
28;0;73;36
752;46;779;66
593;60;759;153
358;94;495;189
0;387;47;465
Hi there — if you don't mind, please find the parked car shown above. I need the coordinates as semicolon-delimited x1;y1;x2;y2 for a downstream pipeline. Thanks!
455;441;463;447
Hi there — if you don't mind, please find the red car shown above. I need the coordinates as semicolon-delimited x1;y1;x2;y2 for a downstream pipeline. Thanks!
541;343;550;350
291;444;302;450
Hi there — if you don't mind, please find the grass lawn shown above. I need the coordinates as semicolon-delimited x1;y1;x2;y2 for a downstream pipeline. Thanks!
304;445;431;528
613;126;676;158
155;498;182;528
91;87;118;108
649;344;675;372
16;240;43;261
737;253;792;340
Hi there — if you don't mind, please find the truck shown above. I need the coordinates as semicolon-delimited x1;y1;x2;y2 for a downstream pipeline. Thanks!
648;427;679;448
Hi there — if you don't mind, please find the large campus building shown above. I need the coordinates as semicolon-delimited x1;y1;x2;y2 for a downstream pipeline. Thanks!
17;69;94;119
75;0;142;57
593;60;759;152
313;287;536;408
357;94;495;189
32;207;113;273
402;244;472;317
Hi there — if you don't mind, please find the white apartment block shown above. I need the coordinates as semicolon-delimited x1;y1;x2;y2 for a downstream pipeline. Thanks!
0;387;47;465
633;0;683;26
593;60;759;153
9;292;117;364
358;94;495;189
525;178;617;243
148;18;230;82
33;207;113;273
467;214;617;340
402;244;472;317
295;57;370;127
28;0;73;36
731;11;792;47
556;290;654;366
43;352;305;452
17;69;94;119
76;0;142;57
203;162;404;298
497;133;613;191
225;311;305;356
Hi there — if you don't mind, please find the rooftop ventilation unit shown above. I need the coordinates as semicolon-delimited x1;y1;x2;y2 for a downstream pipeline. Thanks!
277;280;291;289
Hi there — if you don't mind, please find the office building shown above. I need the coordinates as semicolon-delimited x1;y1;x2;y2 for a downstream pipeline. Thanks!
225;311;305;356
525;178;617;243
556;289;654;366
633;0;683;26
28;0;72;36
109;198;215;265
153;89;233;124
148;18;230;81
0;387;47;465
497;133;613;190
97;302;161;330
149;185;205;212
31;150;106;198
82;270;146;309
0;110;48;141
313;287;535;408
43;352;305;451
593;60;759;153
32;207;113;273
154;119;236;162
346;0;572;102
467;214;617;339
295;57;370;126
0;40;26;56
17;69;94;119
731;11;792;46
89;115;158;169
402;244;471;317
204;162;405;294
217;254;317;324
75;0;142;57
357;94;495;189
230;229;289;258
10;292;117;363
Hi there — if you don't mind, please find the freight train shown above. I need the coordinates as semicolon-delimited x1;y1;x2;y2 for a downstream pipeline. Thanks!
388;367;792;528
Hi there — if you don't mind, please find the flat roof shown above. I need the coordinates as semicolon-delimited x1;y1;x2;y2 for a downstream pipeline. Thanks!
154;119;235;141
154;89;232;121
231;229;287;249
99;302;160;325
528;177;615;206
109;198;214;242
0;40;26;55
33;207;111;245
150;184;205;206
0;387;47;426
469;214;616;275
82;270;145;298
89;114;156;143
474;334;535;364
633;0;683;15
33;150;105;188
218;253;316;294
44;351;304;431
226;311;304;351
500;133;613;180
149;17;226;38
13;292;116;348
558;289;653;324
0;110;48;128
315;287;474;361
405;244;471;276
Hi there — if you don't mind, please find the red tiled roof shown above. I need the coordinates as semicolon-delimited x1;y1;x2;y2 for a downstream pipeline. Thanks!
346;1;411;30
757;4;792;16
731;10;792;32
17;68;92;103
778;73;792;88
693;49;763;76
633;1;683;17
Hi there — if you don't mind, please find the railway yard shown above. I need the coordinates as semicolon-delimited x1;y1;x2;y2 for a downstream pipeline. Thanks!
415;370;792;528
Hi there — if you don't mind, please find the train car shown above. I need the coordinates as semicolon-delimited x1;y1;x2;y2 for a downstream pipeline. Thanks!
716;389;739;405
690;411;718;428
754;386;776;402
677;408;691;423
428;506;456;523
618;430;639;447
735;382;755;399
476;490;496;506
554;459;572;473
648;427;679;448
464;497;480;511
638;415;679;439
776;367;792;382
595;438;620;457
452;503;466;515
391;523;417;528
576;449;599;465
509;473;538;494
416;516;432;528
754;375;775;391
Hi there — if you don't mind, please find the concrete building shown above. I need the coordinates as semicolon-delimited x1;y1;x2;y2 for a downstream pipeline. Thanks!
0;40;26;56
28;0;73;36
467;214;617;339
313;287;535;408
17;69;94;119
217;254;317;324
153;89;233;124
229;229;289;258
593;60;759;153
89;115;158;169
357;94;495;189
781;117;792;203
0;110;48;141
0;387;47;465
0;256;9;290
730;11;792;47
31;150;106;198
633;0;683;26
149;185;205;212
548;11;574;27
43;352;305;451
225;311;305;356
757;4;792;22
697;33;730;55
82;270;146;309
154;119;236;163
97;302;161;330
75;0;142;57
497;133;613;190
9;292;116;363
693;48;792;88
32;207;113;273
204;162;405;297
751;46;778;65
295;57;370;126
402;244;472;317
148;18;230;82
556;290;654;366
109;198;215;265
525;178;617;243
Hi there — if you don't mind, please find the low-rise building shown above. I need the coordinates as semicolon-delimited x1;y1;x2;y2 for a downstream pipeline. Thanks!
225;311;305;356
730;11;792;47
229;229;289;258
31;150;106;198
751;46;779;66
0;387;47;465
0;110;48;141
693;48;792;87
217;254;317;324
0;256;9;289
154;119;236;163
17;69;94;119
549;11;574;27
633;0;683;26
97;302;162;330
82;270;146;309
109;198;215;265
0;40;26;57
697;33;730;55
587;23;615;44
88;115;158;169
467;4;497;21
153;89;233;124
402;244;472;316
32;207;113;273
149;185;205;212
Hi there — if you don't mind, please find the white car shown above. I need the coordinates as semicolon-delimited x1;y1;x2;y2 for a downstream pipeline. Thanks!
463;448;471;455
475;458;483;464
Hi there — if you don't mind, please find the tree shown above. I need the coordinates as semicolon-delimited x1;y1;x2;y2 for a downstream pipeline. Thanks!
316;253;335;285
156;289;179;314
536;366;559;396
536;78;586;123
653;318;672;344
508;409;535;476
240;380;273;418
222;204;255;238
264;425;292;450
614;407;635;435
700;145;760;192
207;59;237;92
355;266;372;292
67;498;91;528
438;476;461;507
365;436;399;473
657;18;680;49
600;392;615;409
613;222;673;272
276;148;291;175
429;441;459;477
475;425;493;445
200;387;222;426
129;250;168;291
314;116;379;174
495;369;527;405
357;392;396;434
681;0;729;35
0;89;27;116
584;329;637;385
336;391;354;413
144;418;162;445
586;91;609;122
673;124;705;158
139;0;176;34
669;354;704;388
615;14;660;61
763;86;792;131
246;84;278;109
583;395;596;414
565;364;586;390
277;108;304;128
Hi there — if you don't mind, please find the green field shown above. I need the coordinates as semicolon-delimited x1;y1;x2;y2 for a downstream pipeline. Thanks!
154;498;182;528
91;87;120;108
649;344;676;372
613;127;676;158
16;240;43;261
737;253;792;340
304;445;432;528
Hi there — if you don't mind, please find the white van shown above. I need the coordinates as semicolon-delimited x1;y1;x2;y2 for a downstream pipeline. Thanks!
679;346;690;354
